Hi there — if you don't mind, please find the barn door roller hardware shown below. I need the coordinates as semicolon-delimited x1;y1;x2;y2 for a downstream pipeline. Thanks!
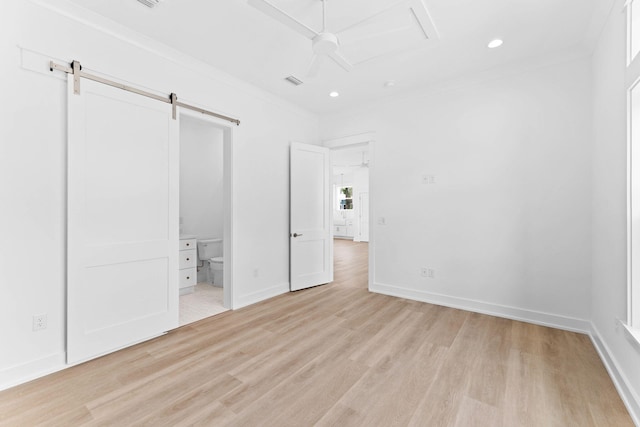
49;60;240;126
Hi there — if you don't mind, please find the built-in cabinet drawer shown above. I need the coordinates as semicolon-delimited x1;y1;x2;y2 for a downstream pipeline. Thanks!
179;238;196;251
179;269;197;287
179;238;197;293
179;249;197;269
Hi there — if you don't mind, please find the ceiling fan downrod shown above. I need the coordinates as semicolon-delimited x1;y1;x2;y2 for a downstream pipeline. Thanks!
322;0;327;32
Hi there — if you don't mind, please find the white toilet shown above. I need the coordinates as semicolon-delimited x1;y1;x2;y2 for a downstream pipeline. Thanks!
197;238;223;287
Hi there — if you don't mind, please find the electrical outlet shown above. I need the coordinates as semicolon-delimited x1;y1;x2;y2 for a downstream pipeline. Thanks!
253;268;259;278
33;314;47;331
422;174;436;184
421;268;435;278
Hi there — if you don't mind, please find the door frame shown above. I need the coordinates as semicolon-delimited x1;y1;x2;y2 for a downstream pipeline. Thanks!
324;132;375;291
179;108;235;309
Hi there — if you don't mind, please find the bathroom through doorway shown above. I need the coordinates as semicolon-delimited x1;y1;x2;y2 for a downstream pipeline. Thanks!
178;112;234;326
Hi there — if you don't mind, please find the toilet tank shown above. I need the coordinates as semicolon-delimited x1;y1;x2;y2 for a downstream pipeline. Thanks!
197;238;223;260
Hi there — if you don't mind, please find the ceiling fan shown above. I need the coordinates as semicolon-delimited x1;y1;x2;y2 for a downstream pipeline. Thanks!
248;0;439;78
345;151;369;168
248;0;353;77
336;151;370;169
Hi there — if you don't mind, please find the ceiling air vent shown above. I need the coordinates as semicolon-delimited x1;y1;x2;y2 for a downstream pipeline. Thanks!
137;0;162;8
285;76;304;86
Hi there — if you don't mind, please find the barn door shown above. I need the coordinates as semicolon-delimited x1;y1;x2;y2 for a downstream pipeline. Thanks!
67;76;179;364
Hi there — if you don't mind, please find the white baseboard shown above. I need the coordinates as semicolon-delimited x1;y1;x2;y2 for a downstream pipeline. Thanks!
0;352;66;392
0;283;291;391
234;282;289;310
590;323;640;426
371;282;590;333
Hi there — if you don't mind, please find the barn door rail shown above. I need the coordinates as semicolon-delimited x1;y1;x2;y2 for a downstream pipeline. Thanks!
50;60;240;126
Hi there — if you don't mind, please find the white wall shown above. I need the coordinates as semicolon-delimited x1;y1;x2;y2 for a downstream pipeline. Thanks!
180;116;224;240
322;56;593;330
0;0;319;389
591;0;640;421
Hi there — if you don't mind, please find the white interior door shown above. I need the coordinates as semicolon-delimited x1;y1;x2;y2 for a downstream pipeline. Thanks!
67;76;179;364
290;142;333;291
359;192;370;242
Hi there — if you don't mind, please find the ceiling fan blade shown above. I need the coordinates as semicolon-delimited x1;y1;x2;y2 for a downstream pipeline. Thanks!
328;51;353;72
337;162;369;168
334;0;402;34
306;55;322;78
335;0;438;41
248;0;318;39
409;0;440;40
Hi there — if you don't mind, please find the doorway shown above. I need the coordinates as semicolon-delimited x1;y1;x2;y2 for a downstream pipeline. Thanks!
327;135;373;290
178;112;234;326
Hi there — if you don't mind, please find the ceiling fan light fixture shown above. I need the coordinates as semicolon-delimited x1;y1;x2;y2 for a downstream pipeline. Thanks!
313;33;339;55
329;91;340;98
488;39;504;49
247;0;353;75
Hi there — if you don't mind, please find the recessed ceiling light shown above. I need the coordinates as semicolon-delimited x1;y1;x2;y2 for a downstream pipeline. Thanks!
329;91;340;98
384;80;396;87
488;39;503;49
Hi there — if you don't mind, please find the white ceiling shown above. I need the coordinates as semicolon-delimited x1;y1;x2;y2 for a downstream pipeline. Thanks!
65;0;612;114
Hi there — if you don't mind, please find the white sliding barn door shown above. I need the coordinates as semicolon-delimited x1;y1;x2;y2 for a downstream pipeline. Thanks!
67;76;179;364
290;142;333;291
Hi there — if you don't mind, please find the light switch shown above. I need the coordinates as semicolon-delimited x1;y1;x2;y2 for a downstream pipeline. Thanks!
422;175;436;184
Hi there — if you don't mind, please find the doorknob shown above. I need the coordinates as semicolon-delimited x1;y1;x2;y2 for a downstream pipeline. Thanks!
292;233;303;238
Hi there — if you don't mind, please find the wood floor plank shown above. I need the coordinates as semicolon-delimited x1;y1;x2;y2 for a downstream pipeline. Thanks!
174;401;238;427
227;342;369;426
466;316;511;408
453;396;501;427
123;374;242;427
322;342;448;427
86;351;250;424
0;240;633;426
221;326;352;413
313;403;361;427
502;349;562;427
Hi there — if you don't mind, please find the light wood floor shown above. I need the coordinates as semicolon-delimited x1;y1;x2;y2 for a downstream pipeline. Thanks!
0;239;633;426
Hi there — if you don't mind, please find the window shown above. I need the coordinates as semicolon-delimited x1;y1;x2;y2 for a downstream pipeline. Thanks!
336;186;353;210
630;0;640;63
629;80;640;328
629;1;640;329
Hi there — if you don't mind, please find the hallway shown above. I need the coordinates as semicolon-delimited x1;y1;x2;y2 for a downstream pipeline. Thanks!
333;238;369;290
